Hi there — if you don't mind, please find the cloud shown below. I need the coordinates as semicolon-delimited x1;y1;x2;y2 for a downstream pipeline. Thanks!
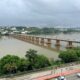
0;0;80;27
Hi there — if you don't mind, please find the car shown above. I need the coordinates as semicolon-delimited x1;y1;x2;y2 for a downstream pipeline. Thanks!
55;76;66;80
77;73;80;77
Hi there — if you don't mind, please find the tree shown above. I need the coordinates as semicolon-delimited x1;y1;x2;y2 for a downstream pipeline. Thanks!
3;63;17;74
42;27;53;34
0;49;51;75
25;49;51;69
18;58;30;71
0;55;20;74
73;47;80;58
25;49;38;62
34;55;51;69
25;49;38;69
59;50;78;63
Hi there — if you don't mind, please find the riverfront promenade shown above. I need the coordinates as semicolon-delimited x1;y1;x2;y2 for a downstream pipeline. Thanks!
0;63;80;80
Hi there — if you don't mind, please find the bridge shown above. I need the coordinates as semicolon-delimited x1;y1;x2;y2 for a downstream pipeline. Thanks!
10;34;80;51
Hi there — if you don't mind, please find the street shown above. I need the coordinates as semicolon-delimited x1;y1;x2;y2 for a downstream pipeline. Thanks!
53;73;80;80
66;73;80;80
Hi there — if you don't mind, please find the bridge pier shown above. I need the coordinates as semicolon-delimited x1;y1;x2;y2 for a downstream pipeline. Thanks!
55;39;60;50
40;38;45;46
25;36;28;42
20;35;23;40
29;36;32;42
23;35;26;41
16;35;22;39
55;39;60;46
31;36;35;44
35;37;39;45
28;36;31;42
24;36;27;41
22;35;25;41
29;36;32;43
26;36;29;42
46;38;51;48
66;41;74;49
25;36;28;41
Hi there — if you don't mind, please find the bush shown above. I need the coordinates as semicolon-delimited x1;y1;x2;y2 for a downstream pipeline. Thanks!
0;55;20;74
25;49;51;69
59;50;79;63
0;55;29;74
73;47;80;57
34;55;51;69
18;59;30;72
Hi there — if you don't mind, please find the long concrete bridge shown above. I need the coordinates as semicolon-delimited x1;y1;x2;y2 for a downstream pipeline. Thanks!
10;34;80;51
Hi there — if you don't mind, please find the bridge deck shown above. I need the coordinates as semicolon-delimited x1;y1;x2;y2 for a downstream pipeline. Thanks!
32;36;80;43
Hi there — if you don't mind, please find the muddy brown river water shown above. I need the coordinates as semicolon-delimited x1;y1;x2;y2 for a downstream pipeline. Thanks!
0;33;80;60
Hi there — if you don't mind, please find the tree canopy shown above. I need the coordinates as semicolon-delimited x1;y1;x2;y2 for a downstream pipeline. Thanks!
59;49;79;63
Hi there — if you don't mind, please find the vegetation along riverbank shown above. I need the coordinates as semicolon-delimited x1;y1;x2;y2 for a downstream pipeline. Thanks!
0;47;80;77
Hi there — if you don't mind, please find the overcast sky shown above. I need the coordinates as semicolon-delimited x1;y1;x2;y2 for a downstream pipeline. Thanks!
0;0;80;27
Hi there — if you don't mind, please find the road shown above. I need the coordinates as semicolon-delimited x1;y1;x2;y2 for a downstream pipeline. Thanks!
66;74;80;80
52;74;80;80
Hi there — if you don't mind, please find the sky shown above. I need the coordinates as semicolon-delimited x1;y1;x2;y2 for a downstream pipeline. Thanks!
0;0;80;27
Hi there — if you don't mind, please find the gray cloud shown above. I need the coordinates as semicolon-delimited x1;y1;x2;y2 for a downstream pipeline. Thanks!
0;0;80;27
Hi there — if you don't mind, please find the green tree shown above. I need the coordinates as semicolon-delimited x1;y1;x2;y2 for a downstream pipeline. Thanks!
18;58;30;71
25;49;38;69
59;50;78;63
73;47;80;58
25;49;51;69
25;49;38;62
34;55;51;69
0;55;20;74
3;63;17;74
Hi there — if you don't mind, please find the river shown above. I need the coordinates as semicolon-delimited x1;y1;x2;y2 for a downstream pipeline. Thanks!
0;33;80;60
0;36;58;60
